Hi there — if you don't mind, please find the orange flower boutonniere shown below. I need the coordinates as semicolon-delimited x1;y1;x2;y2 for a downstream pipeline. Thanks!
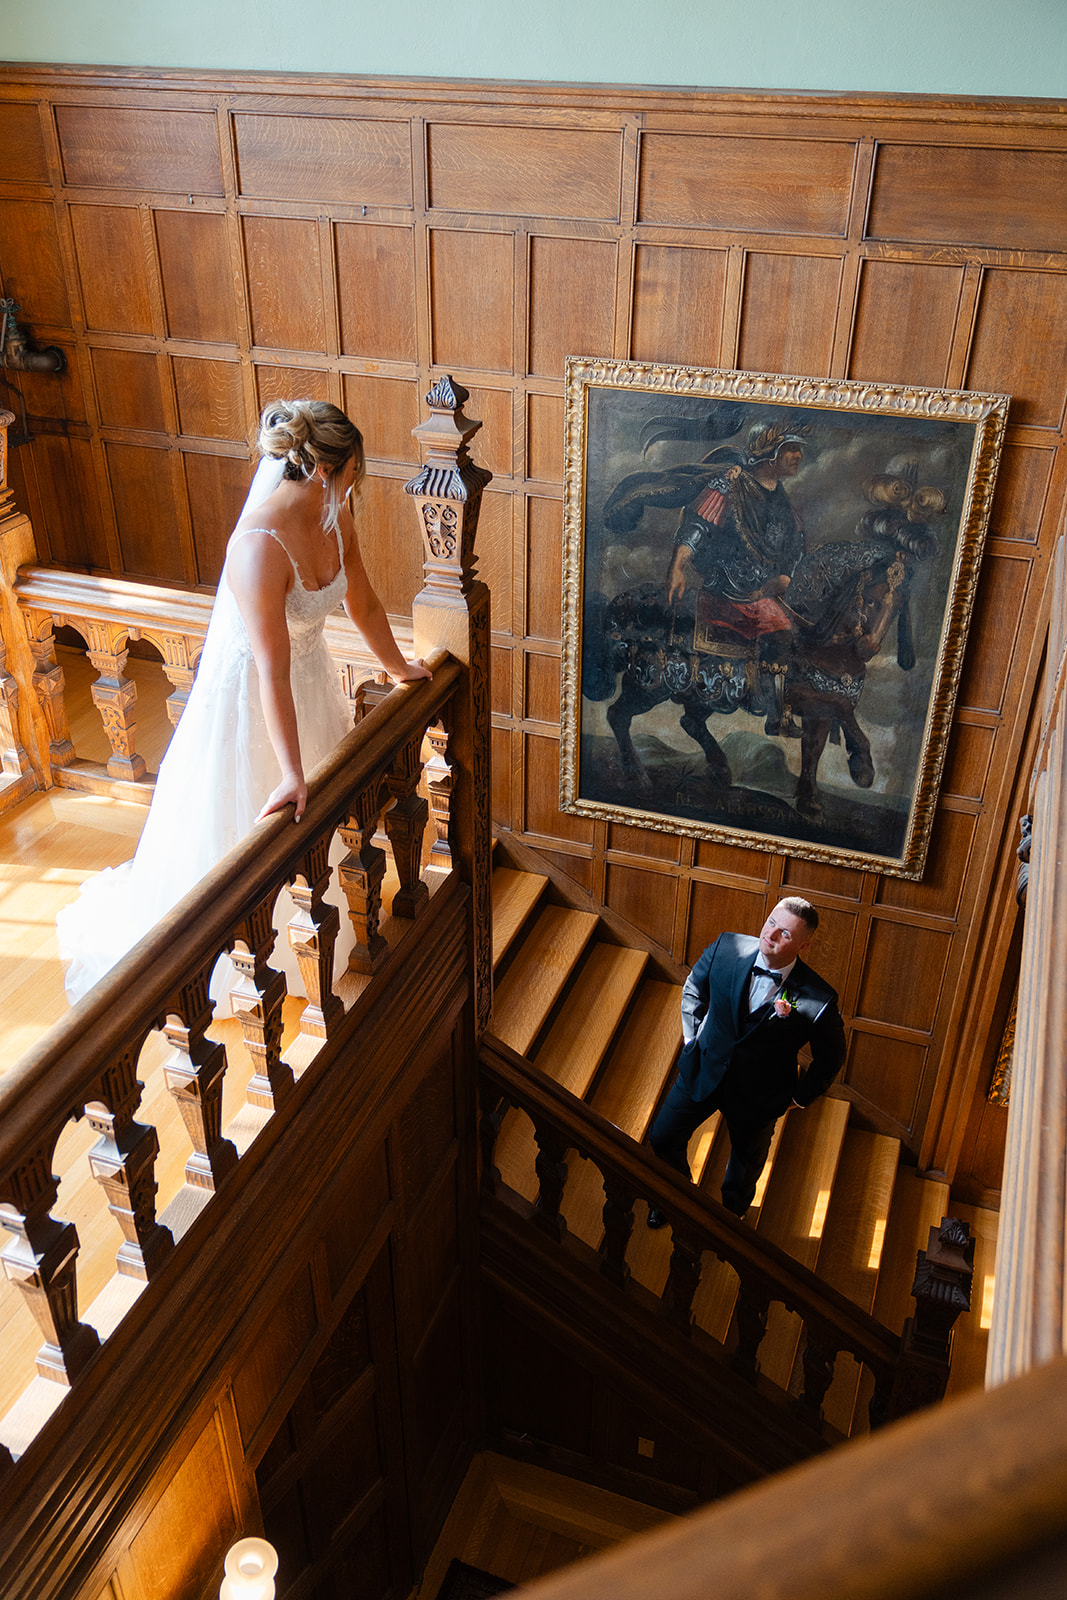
773;990;795;1018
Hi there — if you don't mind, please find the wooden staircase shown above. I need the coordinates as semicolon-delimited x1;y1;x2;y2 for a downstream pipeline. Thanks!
486;859;996;1432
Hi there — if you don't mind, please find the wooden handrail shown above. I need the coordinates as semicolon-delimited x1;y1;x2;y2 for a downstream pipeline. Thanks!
480;1036;971;1428
503;1353;1067;1600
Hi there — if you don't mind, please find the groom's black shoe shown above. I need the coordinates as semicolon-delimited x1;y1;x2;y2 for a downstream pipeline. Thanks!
646;1208;668;1230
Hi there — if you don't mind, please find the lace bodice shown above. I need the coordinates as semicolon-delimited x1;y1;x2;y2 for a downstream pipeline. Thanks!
225;525;347;660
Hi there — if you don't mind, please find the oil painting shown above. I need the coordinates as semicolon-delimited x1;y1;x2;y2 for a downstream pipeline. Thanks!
560;359;1008;878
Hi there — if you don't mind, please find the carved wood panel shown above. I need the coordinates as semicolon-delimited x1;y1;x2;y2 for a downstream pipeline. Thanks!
1;64;1064;1174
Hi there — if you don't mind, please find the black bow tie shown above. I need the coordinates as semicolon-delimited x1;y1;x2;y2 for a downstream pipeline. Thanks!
752;966;781;983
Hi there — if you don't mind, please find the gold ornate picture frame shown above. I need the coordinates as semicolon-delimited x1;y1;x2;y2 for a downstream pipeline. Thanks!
560;358;1008;879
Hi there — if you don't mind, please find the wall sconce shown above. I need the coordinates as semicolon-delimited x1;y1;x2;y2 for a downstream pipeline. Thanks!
219;1536;278;1600
0;298;66;374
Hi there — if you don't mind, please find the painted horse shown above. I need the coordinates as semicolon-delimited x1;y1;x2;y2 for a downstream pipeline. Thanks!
583;519;937;817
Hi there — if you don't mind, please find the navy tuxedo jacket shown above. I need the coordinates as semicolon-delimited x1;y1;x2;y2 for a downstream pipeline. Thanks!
677;932;845;1122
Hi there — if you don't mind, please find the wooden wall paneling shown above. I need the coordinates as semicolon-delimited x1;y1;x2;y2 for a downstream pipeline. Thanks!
356;473;426;617
608;823;683;864
856;918;952;1035
944;263;985;393
232;112;414;208
103;441;188;581
342;374;421;466
492;724;513;830
604;860;680;941
848;259;966;388
54;104;225;196
526;391;564;485
684;881;769;966
876;807;976;921
426;121;623;222
525;495;562;642
737;251;843;377
184;450;255;585
231;1260;321;1452
429;227;515;374
68;204;155;334
635;133;856;235
528;234;618;378
846;1030;929;1133
90;348;166;433
11;336;86;423
956;552;1034;715
629;244;729;367
336;222;419;362
242;213;327;354
256;362;330;409
966;267;1067;429
866;142;1067;254
114;1413;239;1600
523;728;594;845
0;198;71;327
525;649;561;725
171;354;245;442
155;206;239;345
0;101;49;183
989;442;1056;543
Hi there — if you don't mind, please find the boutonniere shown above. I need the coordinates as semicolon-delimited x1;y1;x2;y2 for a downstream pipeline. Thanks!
773;989;795;1017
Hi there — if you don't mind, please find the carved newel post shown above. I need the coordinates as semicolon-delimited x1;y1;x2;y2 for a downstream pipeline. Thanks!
407;376;494;1038
0;408;50;806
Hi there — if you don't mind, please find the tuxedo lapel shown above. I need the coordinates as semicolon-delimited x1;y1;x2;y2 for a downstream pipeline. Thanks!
732;948;760;1035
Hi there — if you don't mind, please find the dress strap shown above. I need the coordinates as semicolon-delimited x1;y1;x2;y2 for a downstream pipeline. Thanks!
229;525;298;575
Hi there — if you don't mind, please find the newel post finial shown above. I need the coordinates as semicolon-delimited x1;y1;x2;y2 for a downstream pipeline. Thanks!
405;376;493;599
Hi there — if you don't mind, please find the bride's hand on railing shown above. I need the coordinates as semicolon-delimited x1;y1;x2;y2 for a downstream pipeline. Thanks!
256;770;308;823
394;658;433;683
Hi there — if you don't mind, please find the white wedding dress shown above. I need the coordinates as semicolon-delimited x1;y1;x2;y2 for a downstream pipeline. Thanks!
58;522;353;1004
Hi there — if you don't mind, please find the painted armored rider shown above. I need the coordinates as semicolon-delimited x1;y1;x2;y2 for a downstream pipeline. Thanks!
665;421;808;733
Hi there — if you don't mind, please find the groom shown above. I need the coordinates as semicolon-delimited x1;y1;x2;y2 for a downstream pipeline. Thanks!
648;897;846;1222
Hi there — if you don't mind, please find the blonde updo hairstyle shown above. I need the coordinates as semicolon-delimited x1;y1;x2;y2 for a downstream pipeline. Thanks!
257;400;365;536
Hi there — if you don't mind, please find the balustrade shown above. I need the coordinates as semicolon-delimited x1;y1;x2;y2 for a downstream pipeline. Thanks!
479;1039;971;1433
0;652;462;1433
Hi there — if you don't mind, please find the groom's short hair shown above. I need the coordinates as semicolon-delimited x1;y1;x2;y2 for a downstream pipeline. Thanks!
779;896;818;932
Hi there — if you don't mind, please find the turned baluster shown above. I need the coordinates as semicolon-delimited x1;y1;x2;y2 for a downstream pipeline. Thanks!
85;1043;174;1280
599;1172;635;1287
338;784;388;974
478;1084;506;1198
663;1225;702;1335
532;1119;568;1242
163;961;239;1191
799;1323;839;1421
423;718;453;863
158;633;198;731
384;734;430;918
287;833;344;1040
84;624;147;781
732;1276;772;1381
24;613;75;770
230;893;292;1111
0;1142;100;1383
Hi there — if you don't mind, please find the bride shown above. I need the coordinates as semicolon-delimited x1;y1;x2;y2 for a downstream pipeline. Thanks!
58;399;430;1003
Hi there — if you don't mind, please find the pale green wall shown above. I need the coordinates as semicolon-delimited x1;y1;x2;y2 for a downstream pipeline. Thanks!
4;0;1067;97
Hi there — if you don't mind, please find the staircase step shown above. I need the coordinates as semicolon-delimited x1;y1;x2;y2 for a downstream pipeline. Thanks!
493;941;647;1200
799;1128;901;1435
489;905;599;1058
560;978;685;1250
492;866;550;970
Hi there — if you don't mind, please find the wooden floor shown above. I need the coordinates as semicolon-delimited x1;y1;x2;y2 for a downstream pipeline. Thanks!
415;1452;670;1600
